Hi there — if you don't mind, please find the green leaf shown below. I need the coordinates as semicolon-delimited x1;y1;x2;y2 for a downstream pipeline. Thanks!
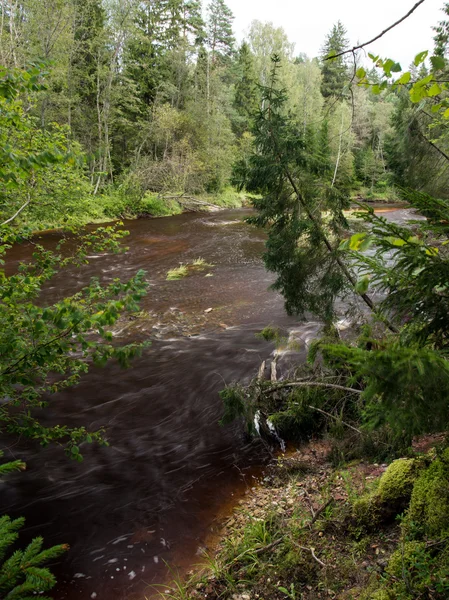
356;67;366;79
427;83;442;97
397;71;411;85
355;276;370;295
414;50;429;66
348;233;367;251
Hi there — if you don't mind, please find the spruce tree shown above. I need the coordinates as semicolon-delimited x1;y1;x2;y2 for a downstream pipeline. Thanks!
320;21;349;98
234;57;356;322
0;453;68;599
233;41;260;135
433;3;449;58
206;0;235;64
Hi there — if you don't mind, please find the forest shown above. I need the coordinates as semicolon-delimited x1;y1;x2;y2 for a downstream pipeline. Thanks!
3;0;449;599
0;0;433;230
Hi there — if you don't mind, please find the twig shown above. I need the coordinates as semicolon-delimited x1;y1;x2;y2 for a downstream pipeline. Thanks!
253;538;282;555
308;405;363;435
293;542;327;567
325;0;426;61
229;538;282;566
303;490;316;518
300;499;333;530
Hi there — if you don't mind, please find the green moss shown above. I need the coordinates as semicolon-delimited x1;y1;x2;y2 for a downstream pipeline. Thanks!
370;590;395;600
377;458;421;503
407;449;449;538
352;458;424;532
352;493;382;529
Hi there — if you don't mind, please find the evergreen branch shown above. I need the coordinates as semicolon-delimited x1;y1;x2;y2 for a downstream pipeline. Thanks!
325;0;427;61
269;130;398;333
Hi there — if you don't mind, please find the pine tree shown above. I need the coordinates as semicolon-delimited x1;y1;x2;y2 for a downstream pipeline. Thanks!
206;0;235;64
320;21;349;98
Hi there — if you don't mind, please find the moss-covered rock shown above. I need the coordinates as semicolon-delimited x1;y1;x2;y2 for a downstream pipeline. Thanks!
352;458;424;531
377;458;420;503
407;448;449;538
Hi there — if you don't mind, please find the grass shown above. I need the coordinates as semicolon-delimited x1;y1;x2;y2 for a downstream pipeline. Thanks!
166;258;214;281
166;265;189;280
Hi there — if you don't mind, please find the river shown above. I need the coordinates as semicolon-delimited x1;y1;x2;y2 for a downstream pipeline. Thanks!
1;208;314;600
0;206;411;599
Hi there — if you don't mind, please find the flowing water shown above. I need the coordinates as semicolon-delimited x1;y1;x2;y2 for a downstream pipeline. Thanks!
1;209;318;600
0;206;411;600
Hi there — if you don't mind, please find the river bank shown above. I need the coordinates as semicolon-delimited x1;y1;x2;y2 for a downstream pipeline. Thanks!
169;433;449;600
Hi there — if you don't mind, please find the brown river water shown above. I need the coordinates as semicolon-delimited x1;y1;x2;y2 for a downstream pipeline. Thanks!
0;206;411;600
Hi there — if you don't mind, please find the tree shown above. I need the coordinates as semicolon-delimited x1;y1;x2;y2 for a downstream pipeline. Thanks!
248;20;294;88
433;2;449;58
0;65;148;454
320;21;349;98
234;57;362;323
233;41;259;135
206;0;235;64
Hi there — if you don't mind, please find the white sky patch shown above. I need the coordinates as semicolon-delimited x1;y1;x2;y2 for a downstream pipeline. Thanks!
224;0;444;68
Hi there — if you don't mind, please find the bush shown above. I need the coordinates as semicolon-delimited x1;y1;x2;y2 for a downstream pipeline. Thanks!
140;193;182;217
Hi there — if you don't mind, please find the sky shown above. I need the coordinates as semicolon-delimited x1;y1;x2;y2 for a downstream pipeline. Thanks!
224;0;445;68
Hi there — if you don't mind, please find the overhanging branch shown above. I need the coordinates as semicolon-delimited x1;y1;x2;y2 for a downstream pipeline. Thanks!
325;0;426;61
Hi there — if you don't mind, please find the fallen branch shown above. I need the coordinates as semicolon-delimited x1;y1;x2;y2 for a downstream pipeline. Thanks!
1;196;31;226
229;538;282;567
253;538;282;555
325;0;426;61
161;194;222;209
266;381;362;395
300;499;333;530
293;542;327;567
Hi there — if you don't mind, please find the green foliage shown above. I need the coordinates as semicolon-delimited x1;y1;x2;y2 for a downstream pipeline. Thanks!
0;515;67;600
255;326;281;342
0;226;149;455
0;453;67;600
141;194;183;217
235;56;351;322
320;22;349;98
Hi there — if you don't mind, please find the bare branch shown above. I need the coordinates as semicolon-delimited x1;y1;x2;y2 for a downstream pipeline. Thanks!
325;0;426;61
266;381;363;396
1;196;31;226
